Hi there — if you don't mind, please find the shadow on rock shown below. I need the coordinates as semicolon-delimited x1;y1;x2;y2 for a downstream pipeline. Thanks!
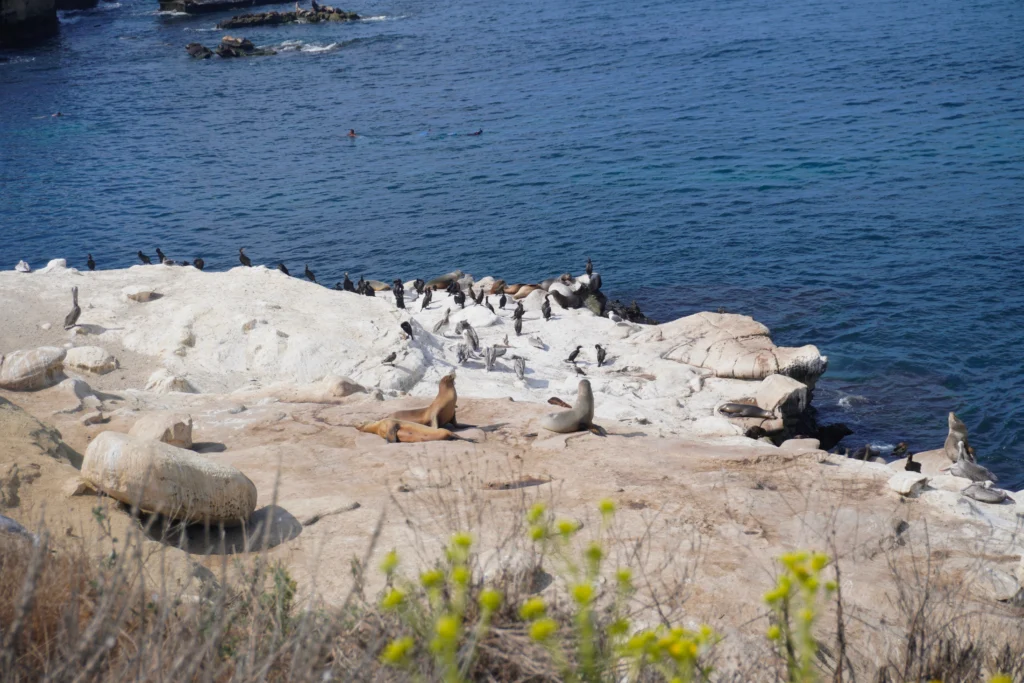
138;505;301;555
191;442;227;453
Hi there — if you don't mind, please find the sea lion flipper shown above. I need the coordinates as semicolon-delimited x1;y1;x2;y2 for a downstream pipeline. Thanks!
386;422;400;443
588;423;607;437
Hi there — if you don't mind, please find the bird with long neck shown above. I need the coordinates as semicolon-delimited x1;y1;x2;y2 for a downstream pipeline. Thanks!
63;287;81;330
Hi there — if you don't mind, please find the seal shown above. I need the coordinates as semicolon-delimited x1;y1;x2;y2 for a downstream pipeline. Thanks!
718;403;774;419
944;412;970;462
388;372;458;428
357;418;461;443
426;270;465;290
540;380;595;434
366;279;392;291
489;279;507;295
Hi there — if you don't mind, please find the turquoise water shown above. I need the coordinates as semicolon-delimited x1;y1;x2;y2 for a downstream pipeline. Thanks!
2;0;1023;484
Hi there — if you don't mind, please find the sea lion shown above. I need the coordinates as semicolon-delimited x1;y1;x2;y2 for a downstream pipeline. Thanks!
426;270;464;290
513;285;540;300
388;372;458;428
367;280;392;291
357;418;461;443
718;403;774;419
549;290;582;310
961;482;1013;505
540;380;595;434
944;412;970;462
489;279;507;295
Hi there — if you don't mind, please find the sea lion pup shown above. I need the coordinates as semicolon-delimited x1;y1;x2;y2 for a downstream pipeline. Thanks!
239;248;251;267
946;442;997;483
944;412;970;462
388;372;458;428
357;418;463;443
541;380;598;434
718;403;774;419
426;269;464;290
86;253;95;271
63;286;81;330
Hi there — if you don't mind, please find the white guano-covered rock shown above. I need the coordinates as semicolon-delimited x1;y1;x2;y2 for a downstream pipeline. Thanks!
145;369;197;394
0;347;66;390
888;472;928;497
82;432;256;524
756;374;808;417
65;346;118;375
656;313;828;386
130;412;193;448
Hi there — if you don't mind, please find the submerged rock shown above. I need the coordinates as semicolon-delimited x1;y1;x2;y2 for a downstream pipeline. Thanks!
217;6;359;29
216;35;276;57
82;432;257;524
186;42;213;59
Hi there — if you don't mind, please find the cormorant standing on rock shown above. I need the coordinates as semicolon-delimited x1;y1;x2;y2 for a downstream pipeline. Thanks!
454;289;466;308
566;346;581;363
63;287;81;330
343;272;355;292
499;292;507;309
596;344;607;367
514;317;522;336
194;258;205;271
278;263;290;276
485;298;495;314
541;295;551;321
400;321;414;340
513;301;524;320
414;278;425;295
393;278;404;295
86;254;95;271
156;247;166;264
586;257;593;276
475;287;485;305
421;288;433;310
905;453;921;473
138;251;152;265
239;248;251;267
304;264;316;283
394;288;405;309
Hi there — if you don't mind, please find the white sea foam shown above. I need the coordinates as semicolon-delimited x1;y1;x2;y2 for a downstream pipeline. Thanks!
837;394;868;409
360;14;399;21
0;56;36;66
275;40;340;54
155;9;188;15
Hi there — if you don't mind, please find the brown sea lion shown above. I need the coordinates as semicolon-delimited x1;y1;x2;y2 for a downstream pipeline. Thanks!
426;270;464;290
388;372;458;428
357;418;460;443
513;285;541;300
503;283;528;295
489;279;507;295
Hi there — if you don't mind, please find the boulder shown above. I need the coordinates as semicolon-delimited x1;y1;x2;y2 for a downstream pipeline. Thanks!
14;261;31;273
0;347;66;390
65;346;118;375
145;369;197;394
186;42;213;59
122;286;158;303
130;412;193;448
81;432;257;524
55;377;100;414
755;374;808;417
888;472;928;497
655;313;828;386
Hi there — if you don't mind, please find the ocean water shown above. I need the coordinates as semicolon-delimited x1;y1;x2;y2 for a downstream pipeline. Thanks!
2;0;1023;484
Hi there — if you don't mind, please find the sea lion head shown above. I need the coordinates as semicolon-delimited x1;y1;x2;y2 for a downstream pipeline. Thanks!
948;412;966;432
441;372;456;389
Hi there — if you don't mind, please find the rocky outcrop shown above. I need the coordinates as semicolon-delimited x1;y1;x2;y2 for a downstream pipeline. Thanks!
217;5;358;29
54;0;97;10
0;347;65;391
129;412;193;449
0;0;57;47
215;35;275;57
81;431;257;524
654;313;827;386
145;369;197;394
186;42;213;59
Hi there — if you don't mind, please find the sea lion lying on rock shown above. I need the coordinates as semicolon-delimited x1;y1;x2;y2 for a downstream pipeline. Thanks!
718;402;774;419
540;380;599;434
357;419;465;443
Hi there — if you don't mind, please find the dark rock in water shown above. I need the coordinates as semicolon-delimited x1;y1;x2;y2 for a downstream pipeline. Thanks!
816;423;854;451
217;6;359;29
186;42;213;59
605;298;656;325
0;1;58;47
56;0;98;9
160;0;282;15
215;35;276;57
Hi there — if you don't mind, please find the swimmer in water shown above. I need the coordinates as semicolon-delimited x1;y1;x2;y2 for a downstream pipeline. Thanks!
347;129;356;138
52;112;63;117
468;129;482;136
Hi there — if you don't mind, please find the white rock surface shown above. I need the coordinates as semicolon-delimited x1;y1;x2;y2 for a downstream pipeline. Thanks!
65;346;118;375
0;347;66;391
756;374;808;417
145;369;197;394
129;412;193;448
37;259;69;273
888;472;928;496
81;431;256;524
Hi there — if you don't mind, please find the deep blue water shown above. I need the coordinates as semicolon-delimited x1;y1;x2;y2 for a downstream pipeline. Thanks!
2;0;1023;484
